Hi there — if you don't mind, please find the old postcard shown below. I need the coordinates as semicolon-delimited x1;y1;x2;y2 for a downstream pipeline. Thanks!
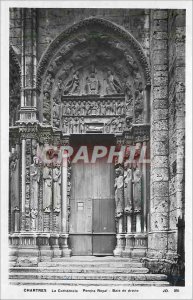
0;0;192;299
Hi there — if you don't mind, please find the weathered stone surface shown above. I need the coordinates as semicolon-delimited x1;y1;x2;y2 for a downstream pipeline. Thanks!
152;181;169;197
153;10;168;20
169;209;181;229
151;212;169;231
167;231;177;251
152;50;168;65
151;167;169;182
153;86;168;99
152;31;168;40
152;109;168;121
151;141;168;156
152;156;168;168
152;196;169;212
154;75;168;87
152;119;168;131
148;232;168;251
151;130;168;142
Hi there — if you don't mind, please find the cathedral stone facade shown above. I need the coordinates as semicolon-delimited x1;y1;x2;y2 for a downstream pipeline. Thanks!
9;8;185;280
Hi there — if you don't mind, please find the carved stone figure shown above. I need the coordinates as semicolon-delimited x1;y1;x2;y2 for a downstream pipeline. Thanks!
125;81;133;104
43;92;51;123
101;100;106;115
105;119;111;133
111;118;118;132
68;117;73;133
43;166;52;212
30;156;40;210
79;117;85;133
106;70;122;94
43;73;54;92
85;72;100;95
53;98;60;128
114;166;124;217
63;70;80;95
133;167;142;213
124;164;133;214
53;166;61;212
30;208;38;231
135;90;143;122
117;116;124;131
10;153;19;225
63;118;69;133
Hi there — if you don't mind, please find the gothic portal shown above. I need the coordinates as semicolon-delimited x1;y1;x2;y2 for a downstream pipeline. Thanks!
9;8;185;280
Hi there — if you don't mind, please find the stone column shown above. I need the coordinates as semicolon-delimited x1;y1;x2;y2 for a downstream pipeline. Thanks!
113;164;125;256
167;10;185;261
19;8;37;122
147;9;170;261
21;139;26;231
60;144;71;256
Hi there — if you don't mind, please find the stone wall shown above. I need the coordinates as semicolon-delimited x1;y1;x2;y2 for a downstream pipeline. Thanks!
10;8;150;63
148;9;170;258
168;9;185;256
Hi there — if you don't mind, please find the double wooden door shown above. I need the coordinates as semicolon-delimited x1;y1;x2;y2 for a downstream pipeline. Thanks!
69;158;116;255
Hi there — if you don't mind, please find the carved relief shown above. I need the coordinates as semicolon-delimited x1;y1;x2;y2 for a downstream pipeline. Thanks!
53;97;61;128
53;165;61;212
124;163;133;214
85;71;100;95
43;166;52;212
63;70;80;95
133;167;142;213
106;70;122;94
114;166;124;218
30;156;40;211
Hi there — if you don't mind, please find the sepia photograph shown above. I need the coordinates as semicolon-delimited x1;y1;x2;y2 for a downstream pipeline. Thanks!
1;1;192;299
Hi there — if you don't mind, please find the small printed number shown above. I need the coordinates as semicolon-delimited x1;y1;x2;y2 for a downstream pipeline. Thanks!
163;289;168;292
174;289;179;292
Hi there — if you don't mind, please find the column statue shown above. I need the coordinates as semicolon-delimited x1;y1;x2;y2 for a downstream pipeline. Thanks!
124;164;133;214
30;156;40;212
53;165;61;213
43;166;52;212
133;167;142;213
114;166;124;218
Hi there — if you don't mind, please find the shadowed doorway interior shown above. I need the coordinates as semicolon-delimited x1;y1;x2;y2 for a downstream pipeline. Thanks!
69;135;116;255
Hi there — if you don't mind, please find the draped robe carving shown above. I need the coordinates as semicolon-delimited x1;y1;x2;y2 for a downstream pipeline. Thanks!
114;166;124;217
133;167;142;213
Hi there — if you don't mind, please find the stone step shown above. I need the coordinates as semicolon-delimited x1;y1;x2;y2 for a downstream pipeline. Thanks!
38;261;144;268
10;266;149;274
51;257;141;262
9;272;168;281
9;279;170;286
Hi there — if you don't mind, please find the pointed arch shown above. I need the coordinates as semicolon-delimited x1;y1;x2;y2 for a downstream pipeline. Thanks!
37;17;151;91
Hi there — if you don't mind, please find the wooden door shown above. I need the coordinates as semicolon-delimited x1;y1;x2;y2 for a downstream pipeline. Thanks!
69;157;116;255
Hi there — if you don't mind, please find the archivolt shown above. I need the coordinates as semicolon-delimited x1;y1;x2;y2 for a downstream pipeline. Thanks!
37;17;151;91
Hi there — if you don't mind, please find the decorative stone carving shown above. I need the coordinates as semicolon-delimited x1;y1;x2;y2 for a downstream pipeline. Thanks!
53;166;61;212
43;73;54;93
106;70;122;94
63;71;80;95
30;208;38;231
114;166;124;218
37;18;151;93
85;71;100;95
30;156;40;211
43;166;52;212
43;92;51;123
133;167;142;213
53;97;60;128
124;163;133;214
